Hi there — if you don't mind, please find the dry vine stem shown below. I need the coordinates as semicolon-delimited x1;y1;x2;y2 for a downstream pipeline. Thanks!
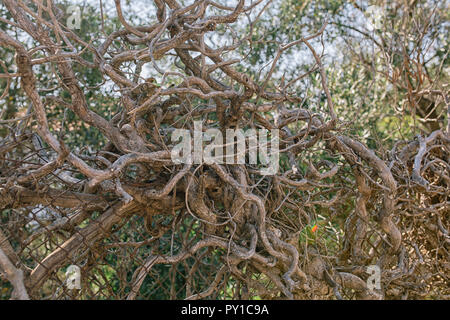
0;0;448;300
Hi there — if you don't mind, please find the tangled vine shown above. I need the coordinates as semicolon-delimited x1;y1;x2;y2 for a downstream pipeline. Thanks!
0;0;448;300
